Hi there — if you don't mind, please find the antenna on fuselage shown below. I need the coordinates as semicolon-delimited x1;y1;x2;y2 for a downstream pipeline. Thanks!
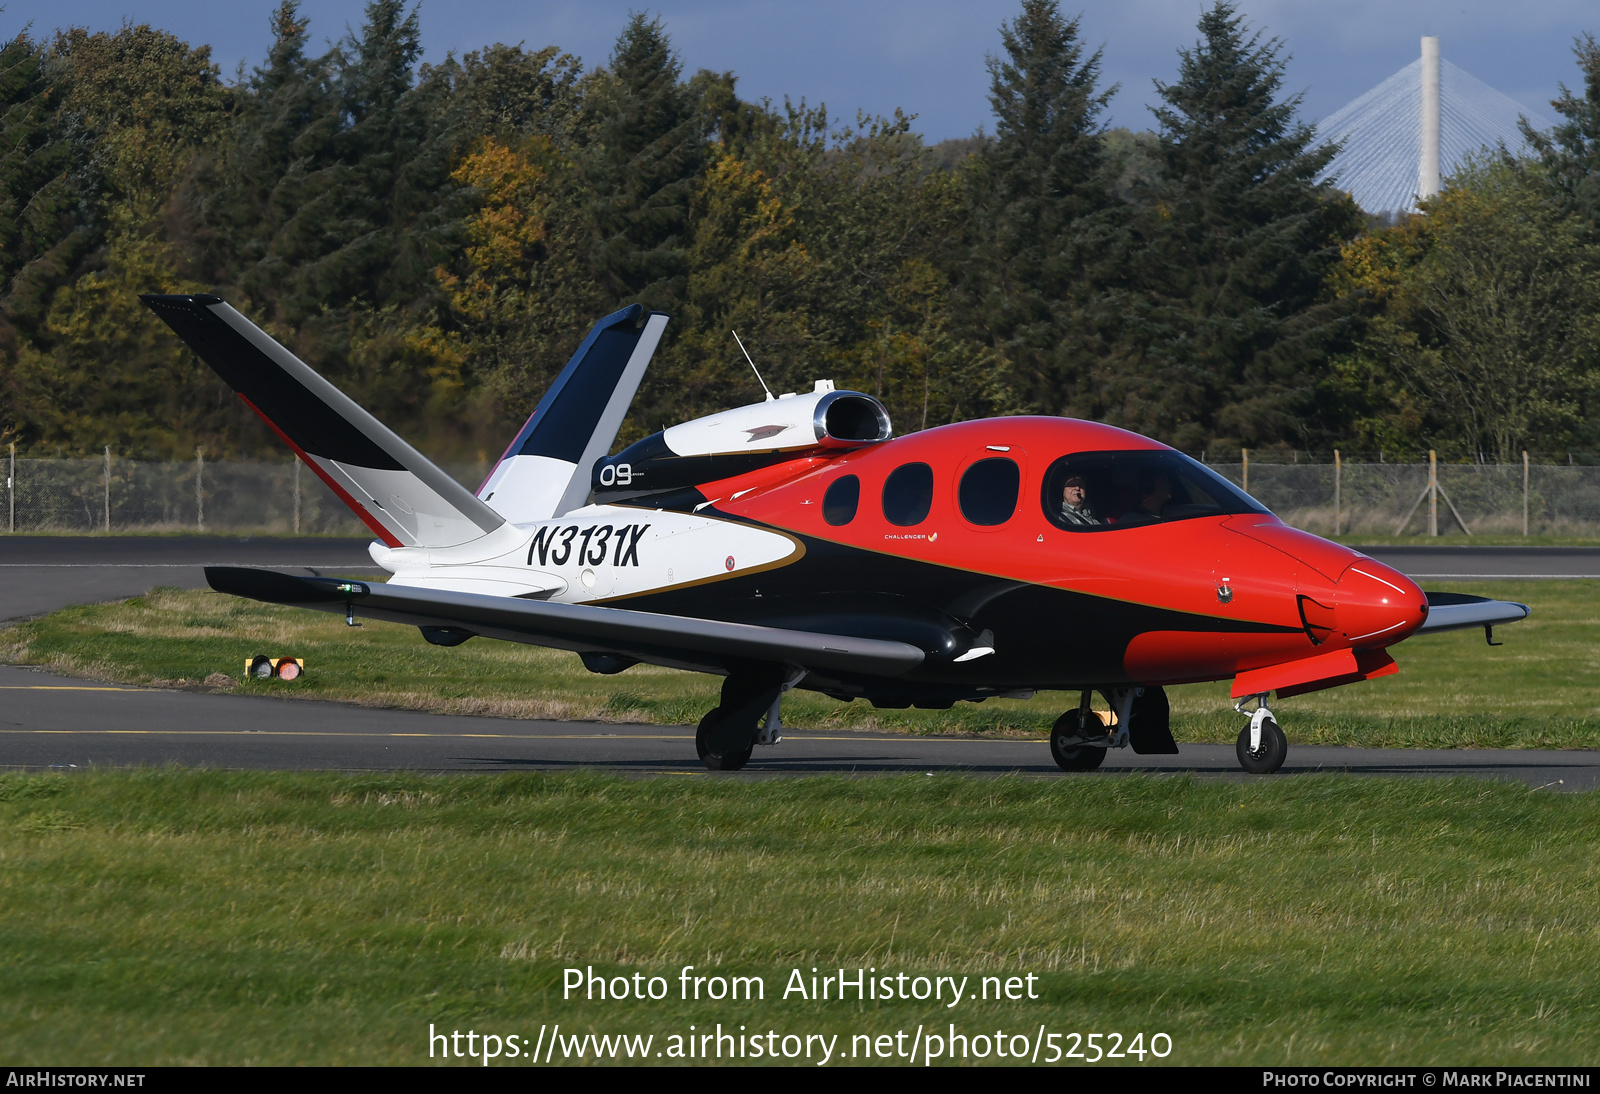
731;330;774;402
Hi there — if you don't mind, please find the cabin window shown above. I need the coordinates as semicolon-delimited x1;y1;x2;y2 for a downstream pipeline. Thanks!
822;475;860;525
882;462;934;526
1041;450;1270;532
958;458;1020;526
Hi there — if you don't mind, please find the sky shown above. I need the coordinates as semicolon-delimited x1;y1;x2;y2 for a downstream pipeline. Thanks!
10;1;1598;142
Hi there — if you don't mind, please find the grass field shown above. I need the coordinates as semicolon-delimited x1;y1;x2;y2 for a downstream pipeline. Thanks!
1;769;1597;1066
3;580;1598;748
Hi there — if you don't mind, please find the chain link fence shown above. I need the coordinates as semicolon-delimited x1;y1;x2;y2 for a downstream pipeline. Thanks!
2;451;1597;537
1;452;489;535
1210;459;1600;537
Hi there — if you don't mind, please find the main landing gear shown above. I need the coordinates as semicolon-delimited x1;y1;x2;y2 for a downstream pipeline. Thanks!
1050;691;1114;771
1233;693;1287;774
695;667;800;771
1049;686;1180;772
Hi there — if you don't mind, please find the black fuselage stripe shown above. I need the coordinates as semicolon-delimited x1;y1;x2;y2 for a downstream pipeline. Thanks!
606;520;1300;689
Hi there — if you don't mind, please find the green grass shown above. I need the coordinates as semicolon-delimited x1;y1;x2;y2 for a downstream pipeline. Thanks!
2;580;1598;749
1;770;1597;1065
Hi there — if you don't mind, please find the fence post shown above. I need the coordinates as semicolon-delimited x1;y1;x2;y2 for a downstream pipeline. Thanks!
1242;448;1249;494
1333;449;1341;536
195;446;204;533
1523;451;1529;537
103;446;110;532
293;459;301;535
1428;450;1438;537
7;442;12;534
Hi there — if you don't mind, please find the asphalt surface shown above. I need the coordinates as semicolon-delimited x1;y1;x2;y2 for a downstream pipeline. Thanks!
0;535;1593;784
0;535;383;621
1;663;1592;787
1361;545;1600;581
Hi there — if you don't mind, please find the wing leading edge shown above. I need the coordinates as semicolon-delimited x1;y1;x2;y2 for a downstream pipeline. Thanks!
205;566;925;678
1416;592;1531;634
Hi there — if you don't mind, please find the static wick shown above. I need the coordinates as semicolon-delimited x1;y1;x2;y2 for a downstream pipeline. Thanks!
731;330;774;402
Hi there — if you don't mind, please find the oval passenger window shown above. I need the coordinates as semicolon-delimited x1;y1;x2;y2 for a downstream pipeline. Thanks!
959;458;1020;525
822;475;860;525
882;462;934;526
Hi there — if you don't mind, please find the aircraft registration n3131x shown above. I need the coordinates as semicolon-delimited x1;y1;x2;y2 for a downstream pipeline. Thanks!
142;297;1530;773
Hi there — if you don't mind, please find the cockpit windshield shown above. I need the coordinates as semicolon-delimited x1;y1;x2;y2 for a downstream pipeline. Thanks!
1041;450;1269;531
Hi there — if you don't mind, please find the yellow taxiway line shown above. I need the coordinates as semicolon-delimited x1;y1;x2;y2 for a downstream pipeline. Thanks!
0;686;148;691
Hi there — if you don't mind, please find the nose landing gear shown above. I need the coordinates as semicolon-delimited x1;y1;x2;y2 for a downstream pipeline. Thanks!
1233;693;1287;774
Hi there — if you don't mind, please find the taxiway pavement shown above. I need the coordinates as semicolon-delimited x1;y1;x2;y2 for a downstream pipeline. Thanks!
0;663;1592;787
0;535;382;620
0;536;1593;784
1361;544;1600;581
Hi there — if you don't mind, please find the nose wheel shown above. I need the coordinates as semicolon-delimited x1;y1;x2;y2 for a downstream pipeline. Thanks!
1234;694;1287;774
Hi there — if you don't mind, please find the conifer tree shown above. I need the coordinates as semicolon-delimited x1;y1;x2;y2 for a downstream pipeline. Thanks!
0;31;78;349
1523;34;1600;230
962;0;1115;415
1101;1;1360;451
584;14;708;309
204;1;340;316
307;0;451;312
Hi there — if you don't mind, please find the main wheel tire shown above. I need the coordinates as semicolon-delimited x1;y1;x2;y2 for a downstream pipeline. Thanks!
696;707;755;771
1050;711;1107;772
1235;717;1288;774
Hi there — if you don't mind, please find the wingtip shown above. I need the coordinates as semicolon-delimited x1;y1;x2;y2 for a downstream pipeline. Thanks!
205;565;344;604
140;292;225;307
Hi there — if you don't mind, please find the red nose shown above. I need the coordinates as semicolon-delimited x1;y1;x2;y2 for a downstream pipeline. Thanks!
1336;559;1427;647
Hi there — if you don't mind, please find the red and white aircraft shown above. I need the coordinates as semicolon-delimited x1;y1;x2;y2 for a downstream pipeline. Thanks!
144;297;1528;773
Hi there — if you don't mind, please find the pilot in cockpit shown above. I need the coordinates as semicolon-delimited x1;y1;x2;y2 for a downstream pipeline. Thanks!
1058;474;1100;526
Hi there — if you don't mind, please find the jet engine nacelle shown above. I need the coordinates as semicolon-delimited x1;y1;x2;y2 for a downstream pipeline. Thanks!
593;381;891;503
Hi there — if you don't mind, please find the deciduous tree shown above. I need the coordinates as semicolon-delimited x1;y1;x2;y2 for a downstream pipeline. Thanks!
1331;159;1600;461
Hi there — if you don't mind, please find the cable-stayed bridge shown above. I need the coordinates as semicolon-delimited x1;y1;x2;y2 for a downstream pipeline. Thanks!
1317;40;1555;216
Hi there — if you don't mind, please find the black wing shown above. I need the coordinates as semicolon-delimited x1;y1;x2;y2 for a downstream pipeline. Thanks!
207;567;925;678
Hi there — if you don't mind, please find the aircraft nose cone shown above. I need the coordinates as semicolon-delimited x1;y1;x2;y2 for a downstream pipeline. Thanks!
1337;559;1427;647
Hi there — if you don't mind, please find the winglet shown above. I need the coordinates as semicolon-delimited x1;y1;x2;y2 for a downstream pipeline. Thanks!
142;293;504;549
